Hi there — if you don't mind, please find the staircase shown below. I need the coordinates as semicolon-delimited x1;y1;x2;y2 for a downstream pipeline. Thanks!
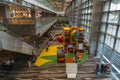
0;56;113;80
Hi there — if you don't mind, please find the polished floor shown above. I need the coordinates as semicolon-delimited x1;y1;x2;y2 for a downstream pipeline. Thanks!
0;28;113;80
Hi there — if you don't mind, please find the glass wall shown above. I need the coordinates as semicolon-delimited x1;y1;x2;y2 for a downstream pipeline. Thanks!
66;0;120;79
78;0;93;42
98;0;120;79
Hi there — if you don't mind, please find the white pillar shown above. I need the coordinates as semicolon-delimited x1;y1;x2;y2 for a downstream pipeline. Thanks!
66;63;77;78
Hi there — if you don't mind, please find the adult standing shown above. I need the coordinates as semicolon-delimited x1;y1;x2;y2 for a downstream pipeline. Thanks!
10;58;14;70
45;42;49;51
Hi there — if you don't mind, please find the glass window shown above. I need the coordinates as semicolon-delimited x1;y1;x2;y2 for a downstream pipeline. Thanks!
75;0;78;7
106;24;117;36
112;52;120;70
103;46;112;61
85;9;88;13
88;7;92;13
116;74;120;79
105;35;114;48
110;1;120;11
109;36;114;48
87;21;90;26
102;13;108;22
115;39;120;53
81;15;84;19
82;0;87;3
79;0;93;42
111;65;118;73
97;52;102;58
86;27;89;33
81;20;84;24
101;24;106;32
105;35;110;45
89;0;93;6
101;57;109;63
22;1;25;5
108;12;119;23
9;0;14;2
84;20;86;25
103;1;110;11
85;15;87;19
88;14;91;20
99;33;104;42
117;27;120;38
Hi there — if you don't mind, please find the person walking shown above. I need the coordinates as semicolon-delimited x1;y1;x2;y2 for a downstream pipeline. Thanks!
10;58;14;70
96;60;101;77
5;59;11;70
27;60;31;68
45;42;49;51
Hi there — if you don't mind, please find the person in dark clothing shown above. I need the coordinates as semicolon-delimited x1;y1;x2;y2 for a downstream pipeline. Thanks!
10;58;14;70
1;62;5;71
105;64;110;74
96;60;101;71
101;64;104;73
45;42;49;51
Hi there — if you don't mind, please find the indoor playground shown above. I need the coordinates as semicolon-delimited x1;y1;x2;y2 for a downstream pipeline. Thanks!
35;26;88;67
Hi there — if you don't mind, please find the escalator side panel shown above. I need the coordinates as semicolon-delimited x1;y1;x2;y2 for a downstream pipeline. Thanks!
0;31;33;55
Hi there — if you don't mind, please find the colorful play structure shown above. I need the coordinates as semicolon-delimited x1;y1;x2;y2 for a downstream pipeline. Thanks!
35;26;88;66
57;26;88;64
35;26;88;78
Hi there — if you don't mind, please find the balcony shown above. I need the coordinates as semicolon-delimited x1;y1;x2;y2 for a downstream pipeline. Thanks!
0;17;35;25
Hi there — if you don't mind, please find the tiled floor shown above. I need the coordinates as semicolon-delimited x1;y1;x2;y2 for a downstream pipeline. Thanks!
0;29;113;80
0;56;113;80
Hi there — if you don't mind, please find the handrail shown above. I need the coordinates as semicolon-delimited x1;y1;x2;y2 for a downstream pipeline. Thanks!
36;17;56;29
0;24;36;48
0;17;57;48
0;31;34;55
0;17;35;25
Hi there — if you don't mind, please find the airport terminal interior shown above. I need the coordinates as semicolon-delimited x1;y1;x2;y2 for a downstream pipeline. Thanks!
0;0;120;80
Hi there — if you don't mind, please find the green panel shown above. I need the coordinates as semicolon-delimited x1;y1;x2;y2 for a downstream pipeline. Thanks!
41;61;56;66
41;55;57;62
77;52;88;64
40;52;88;66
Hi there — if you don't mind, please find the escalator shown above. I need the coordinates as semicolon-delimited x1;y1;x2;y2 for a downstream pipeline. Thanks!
0;31;34;55
0;17;57;55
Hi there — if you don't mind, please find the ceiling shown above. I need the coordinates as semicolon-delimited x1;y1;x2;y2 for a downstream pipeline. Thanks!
36;0;73;12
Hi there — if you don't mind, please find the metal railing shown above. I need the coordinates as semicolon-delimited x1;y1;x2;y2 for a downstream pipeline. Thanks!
0;17;35;25
1;0;35;9
0;31;34;55
36;17;57;29
0;24;36;48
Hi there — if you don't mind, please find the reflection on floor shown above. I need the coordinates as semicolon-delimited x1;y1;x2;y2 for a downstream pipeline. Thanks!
0;56;113;80
0;28;113;80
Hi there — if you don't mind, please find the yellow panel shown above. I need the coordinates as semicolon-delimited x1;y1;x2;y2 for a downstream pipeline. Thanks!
40;46;58;57
35;45;63;66
63;27;71;30
79;28;84;30
35;58;50;67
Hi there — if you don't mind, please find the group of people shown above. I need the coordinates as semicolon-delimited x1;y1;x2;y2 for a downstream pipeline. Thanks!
96;60;110;76
0;58;14;71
